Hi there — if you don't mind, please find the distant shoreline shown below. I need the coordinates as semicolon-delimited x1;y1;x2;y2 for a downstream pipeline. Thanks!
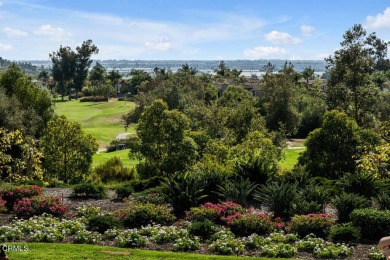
17;59;327;73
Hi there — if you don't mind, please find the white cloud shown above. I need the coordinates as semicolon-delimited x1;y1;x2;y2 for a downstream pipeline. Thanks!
144;37;174;52
265;30;302;45
0;43;13;50
34;24;72;42
3;27;28;37
366;7;390;29
301;25;315;37
243;46;286;59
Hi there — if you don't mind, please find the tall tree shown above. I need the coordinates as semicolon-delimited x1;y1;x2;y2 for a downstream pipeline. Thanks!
89;62;106;87
130;99;198;177
50;46;76;101
41;115;98;184
259;63;302;135
302;67;315;86
325;24;388;127
298;110;380;179
74;40;99;99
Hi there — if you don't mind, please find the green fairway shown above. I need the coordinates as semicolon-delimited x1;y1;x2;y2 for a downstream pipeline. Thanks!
93;149;138;168
5;243;288;260
279;148;306;170
54;99;136;148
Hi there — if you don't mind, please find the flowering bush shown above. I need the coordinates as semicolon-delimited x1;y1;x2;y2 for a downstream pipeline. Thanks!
152;226;188;244
0;185;42;211
296;234;326;252
0;226;23;242
186;201;246;224
261;243;297;257
114;229;148;248
268;231;299;243
227;212;275;236
74;230;102;244
173;236;200;252
368;247;386;260
209;236;245;255
288;214;334;238
313;242;353;258
76;205;101;218
242;234;270;249
13;196;66;218
187;220;219;241
0;197;6;213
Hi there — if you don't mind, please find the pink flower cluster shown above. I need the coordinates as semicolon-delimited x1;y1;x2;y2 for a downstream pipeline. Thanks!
0;185;42;211
13;196;66;218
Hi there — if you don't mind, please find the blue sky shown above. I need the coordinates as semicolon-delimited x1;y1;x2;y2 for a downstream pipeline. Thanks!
1;0;390;60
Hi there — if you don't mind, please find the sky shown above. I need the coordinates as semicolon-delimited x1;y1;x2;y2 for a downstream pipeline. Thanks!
1;0;390;61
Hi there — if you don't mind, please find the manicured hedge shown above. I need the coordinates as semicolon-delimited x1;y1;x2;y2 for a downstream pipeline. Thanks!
350;208;390;241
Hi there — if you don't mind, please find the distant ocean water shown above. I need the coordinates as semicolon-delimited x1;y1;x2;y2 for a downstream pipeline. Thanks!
29;59;326;74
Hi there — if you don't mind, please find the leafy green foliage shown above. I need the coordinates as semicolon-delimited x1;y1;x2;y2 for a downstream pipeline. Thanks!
0;129;43;182
187;220;218;241
254;182;299;219
93;156;137;183
0;64;54;137
115;182;134;200
161;172;207;216
115;203;176;228
299;110;380;179
331;192;370;223
216;177;258;207
328;223;361;243
72;183;107;199
227;213;275;237
288;214;335;238
337;171;380;197
41;115;98;184
133;99;198;177
351;208;390;241
86;215;122;234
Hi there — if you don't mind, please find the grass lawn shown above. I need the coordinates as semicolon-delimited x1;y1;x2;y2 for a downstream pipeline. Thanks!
5;243;289;260
54;99;136;148
92;149;138;168
279;148;306;170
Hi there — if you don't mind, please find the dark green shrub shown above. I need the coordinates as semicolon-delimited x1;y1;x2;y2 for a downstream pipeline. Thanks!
233;156;277;185
337;171;380;198
72;183;107;199
288;214;335;238
331;192;370;223
132;187;165;205
86;214;122;234
131;176;163;192
197;169;229;204
216;177;258;207
93;157;137;183
161;172;207;217
254;182;299;219
115;183;134;199
328;223;361;243
373;192;390;210
350;208;390;242
228;213;275;237
188;220;218;241
115;203;176;228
